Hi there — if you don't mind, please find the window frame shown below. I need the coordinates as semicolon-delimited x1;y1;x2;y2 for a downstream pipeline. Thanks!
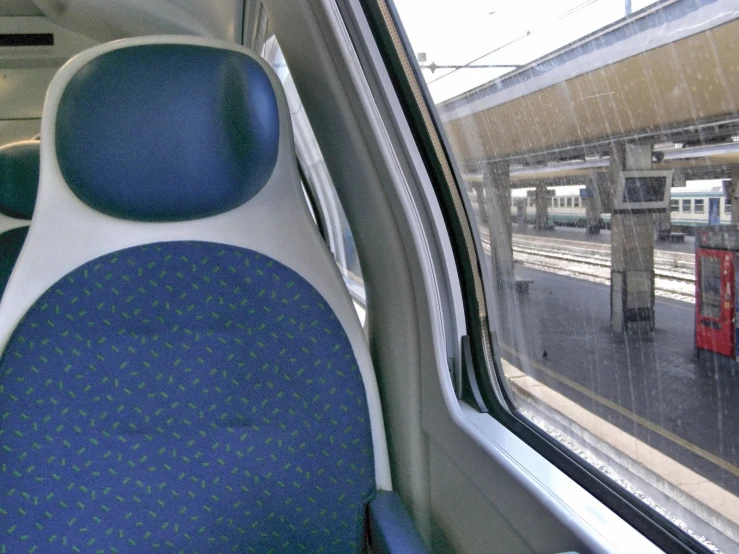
355;0;715;551
263;36;366;303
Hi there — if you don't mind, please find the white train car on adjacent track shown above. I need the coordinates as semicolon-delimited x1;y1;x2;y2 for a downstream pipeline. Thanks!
510;180;730;232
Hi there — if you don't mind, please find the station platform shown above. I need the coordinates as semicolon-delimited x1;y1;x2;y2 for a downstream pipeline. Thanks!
496;265;739;497
512;223;695;254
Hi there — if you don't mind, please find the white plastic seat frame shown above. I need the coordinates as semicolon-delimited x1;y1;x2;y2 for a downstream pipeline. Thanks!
0;34;391;492
0;213;27;235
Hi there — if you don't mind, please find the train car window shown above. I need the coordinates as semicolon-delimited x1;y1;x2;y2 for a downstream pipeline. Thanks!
262;38;366;323
389;0;737;551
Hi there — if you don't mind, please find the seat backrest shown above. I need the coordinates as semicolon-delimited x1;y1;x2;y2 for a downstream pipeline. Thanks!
0;36;389;553
0;139;39;297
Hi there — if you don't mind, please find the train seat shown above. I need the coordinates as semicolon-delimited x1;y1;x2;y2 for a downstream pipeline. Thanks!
0;139;39;298
0;36;425;553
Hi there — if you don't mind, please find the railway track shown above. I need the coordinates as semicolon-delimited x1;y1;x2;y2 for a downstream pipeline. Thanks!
478;230;696;302
512;244;694;283
513;233;694;272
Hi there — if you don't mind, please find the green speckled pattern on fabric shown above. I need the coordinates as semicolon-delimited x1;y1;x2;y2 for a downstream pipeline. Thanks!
0;241;375;553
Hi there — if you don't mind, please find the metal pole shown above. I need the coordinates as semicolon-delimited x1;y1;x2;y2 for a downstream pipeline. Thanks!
625;0;632;15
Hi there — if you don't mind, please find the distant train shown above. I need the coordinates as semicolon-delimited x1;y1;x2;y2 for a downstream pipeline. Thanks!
510;181;731;232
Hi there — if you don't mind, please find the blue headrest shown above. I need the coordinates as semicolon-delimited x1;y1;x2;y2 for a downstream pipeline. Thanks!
56;44;280;222
0;140;40;220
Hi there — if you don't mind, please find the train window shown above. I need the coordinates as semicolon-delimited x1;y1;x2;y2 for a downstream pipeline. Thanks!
528;197;535;207
726;201;732;214
263;38;366;323
573;197;580;208
391;0;736;551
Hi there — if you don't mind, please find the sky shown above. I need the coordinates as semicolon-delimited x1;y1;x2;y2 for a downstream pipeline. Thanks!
392;0;661;102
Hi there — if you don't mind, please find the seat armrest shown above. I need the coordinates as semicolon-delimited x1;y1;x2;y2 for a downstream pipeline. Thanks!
368;491;429;554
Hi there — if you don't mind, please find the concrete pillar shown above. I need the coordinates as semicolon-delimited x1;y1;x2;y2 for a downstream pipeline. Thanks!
469;179;487;226
610;143;655;333
534;183;550;230
516;199;528;230
481;161;513;284
731;167;739;227
586;172;611;234
584;182;601;235
594;171;612;213
654;200;671;240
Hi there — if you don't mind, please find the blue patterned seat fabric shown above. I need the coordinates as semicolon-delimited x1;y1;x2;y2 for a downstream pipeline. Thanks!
0;241;375;553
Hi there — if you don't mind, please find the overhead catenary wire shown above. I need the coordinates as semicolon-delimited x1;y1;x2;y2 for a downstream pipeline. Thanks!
426;0;607;85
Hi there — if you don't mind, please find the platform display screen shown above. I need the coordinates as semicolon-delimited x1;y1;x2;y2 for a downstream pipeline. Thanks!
622;176;666;203
613;170;673;212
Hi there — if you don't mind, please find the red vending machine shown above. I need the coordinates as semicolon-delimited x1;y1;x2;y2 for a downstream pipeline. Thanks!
695;226;739;358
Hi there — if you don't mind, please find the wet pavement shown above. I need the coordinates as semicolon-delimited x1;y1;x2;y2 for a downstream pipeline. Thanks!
495;265;739;497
